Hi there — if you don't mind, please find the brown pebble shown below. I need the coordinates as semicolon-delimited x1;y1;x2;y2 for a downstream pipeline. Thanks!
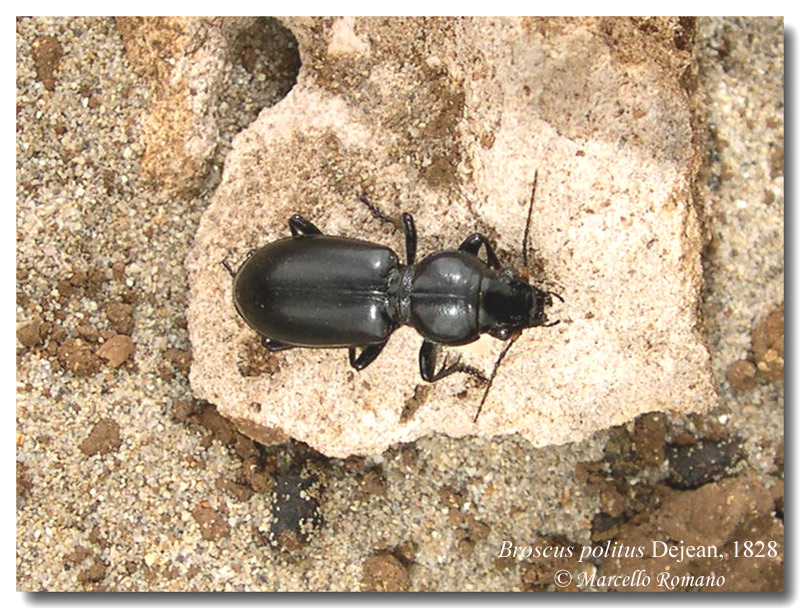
120;288;138;304
393;540;418;566
233;419;288;446
63;545;92;567
240;45;257;73
400;444;419;468
86;266;107;295
192;505;230;542
76;324;99;342
102;170;116;195
185;455;206;470
56;278;73;299
112;261;126;281
163;348;192;374
494;555;516;571
17;462;32;504
769;141;784;179
171;399;200;423
633;412;667;466
51;325;67;343
88;525;108;548
752;303;783;381
356;469;387;500
77;559;107;584
233;433;258;460
362;553;410;592
726;359;757;391
156;361;174;381
17;321;43;348
469;519;491;542
689;411;728;443
96;334;135;367
457;538;474;557
58;339;102;377
79;418;122;456
96;329;113;341
32;35;63;91
104;301;135;335
215;476;254;502
669;431;696;446
69;268;88;287
242;456;274;494
275;529;302;552
194;402;236;444
600;484;626;517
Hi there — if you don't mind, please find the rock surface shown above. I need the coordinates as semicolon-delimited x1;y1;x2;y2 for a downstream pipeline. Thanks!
187;17;716;457
116;17;252;197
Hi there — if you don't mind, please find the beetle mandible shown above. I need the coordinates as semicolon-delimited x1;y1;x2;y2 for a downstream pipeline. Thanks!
224;172;561;422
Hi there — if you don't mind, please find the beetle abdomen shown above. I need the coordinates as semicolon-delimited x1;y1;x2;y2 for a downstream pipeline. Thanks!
234;237;399;347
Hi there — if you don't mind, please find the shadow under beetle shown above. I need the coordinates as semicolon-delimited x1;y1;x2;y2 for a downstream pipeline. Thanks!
225;172;561;422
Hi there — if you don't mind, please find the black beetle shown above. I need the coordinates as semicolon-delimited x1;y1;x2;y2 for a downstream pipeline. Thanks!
225;173;560;421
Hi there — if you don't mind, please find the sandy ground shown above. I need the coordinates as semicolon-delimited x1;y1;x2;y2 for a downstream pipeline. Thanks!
16;17;783;591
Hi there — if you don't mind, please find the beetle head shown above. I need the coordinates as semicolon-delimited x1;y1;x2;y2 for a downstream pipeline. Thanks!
481;270;553;339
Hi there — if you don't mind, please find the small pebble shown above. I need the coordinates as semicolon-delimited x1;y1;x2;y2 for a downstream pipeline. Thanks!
95;334;134;367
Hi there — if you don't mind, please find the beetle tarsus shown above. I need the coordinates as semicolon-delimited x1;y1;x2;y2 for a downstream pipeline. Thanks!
359;195;396;226
459;233;501;269
289;214;323;238
348;343;387;370
460;365;488;383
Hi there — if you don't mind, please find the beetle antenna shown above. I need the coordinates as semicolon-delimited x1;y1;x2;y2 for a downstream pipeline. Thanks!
521;170;538;276
473;332;520;423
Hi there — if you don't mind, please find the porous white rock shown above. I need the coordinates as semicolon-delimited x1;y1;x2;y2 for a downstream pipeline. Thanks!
187;17;716;457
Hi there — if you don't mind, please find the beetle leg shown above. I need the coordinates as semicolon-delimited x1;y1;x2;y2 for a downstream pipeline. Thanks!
288;214;323;238
261;337;294;352
348;342;387;370
458;233;501;269
402;213;417;265
419;340;487;383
